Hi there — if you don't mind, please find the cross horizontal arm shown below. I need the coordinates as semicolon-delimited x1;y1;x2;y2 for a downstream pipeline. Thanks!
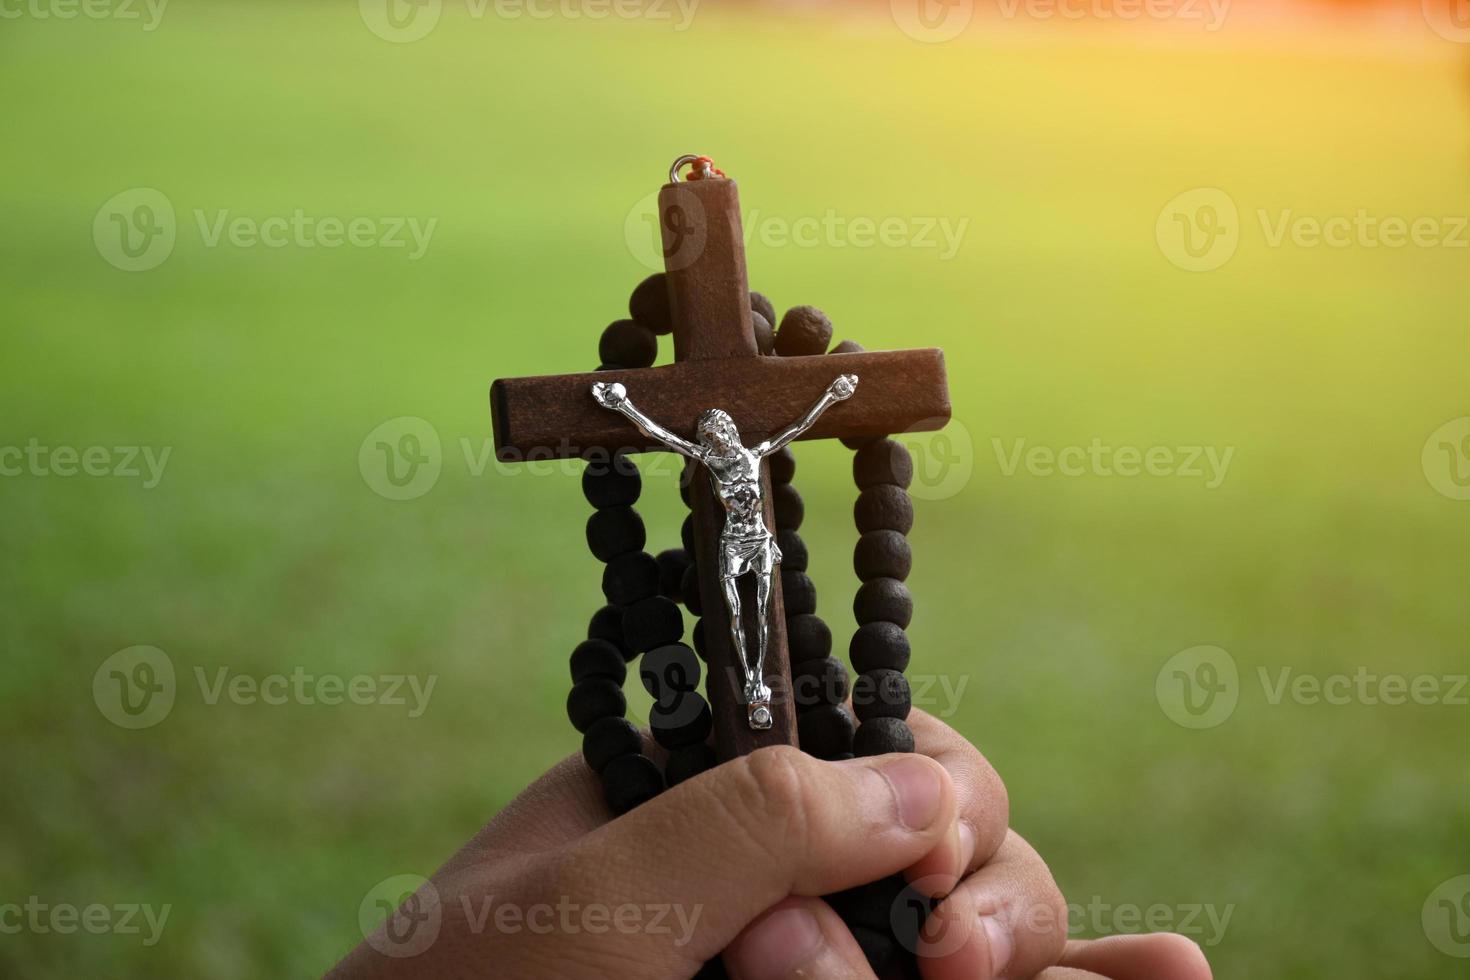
491;349;950;461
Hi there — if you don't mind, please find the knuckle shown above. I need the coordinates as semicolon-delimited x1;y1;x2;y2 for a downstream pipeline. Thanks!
731;745;813;849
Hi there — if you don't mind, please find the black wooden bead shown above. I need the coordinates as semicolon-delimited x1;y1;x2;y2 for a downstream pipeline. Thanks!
681;564;703;615
623;596;684;653
666;742;718;787
768;446;796;484
584;450;638;477
830;338;865;356
855;530;912;582
639;643;701;707
751;310;775;355
829;876;909;931
791;656;849;709
603;551;660;606
692;618;707;660
773;482;804;530
854;438;914;490
798;703;855;759
693;956;729;980
567;677;626;733
582;461;641;508
750;290;777;329
781;569;817;616
656;548;691;601
586;506;646;562
680;513;696;554
629;273;673;335
854;577;913;628
775;305;833;357
851;621;912;674
599;319;658;369
855;484;914;535
778;528;808;571
602;753;664;815
570;639;626;685
651;696;713;750
853;717;916;756
849;926;897;975
787;613;832;664
588;604;628;657
853;668;912;721
582;716;642;773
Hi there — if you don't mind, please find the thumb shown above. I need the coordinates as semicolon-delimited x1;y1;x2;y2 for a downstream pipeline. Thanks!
548;744;956;975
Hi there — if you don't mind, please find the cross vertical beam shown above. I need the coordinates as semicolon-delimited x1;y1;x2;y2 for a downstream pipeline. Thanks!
659;177;797;759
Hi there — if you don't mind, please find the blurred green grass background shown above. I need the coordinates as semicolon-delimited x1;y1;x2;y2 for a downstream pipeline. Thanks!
2;3;1469;977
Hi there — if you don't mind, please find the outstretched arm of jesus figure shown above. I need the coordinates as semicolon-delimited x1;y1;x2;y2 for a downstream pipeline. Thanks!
755;373;858;457
591;381;705;459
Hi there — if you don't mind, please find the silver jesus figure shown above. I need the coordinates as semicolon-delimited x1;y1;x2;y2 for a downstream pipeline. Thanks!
591;374;859;730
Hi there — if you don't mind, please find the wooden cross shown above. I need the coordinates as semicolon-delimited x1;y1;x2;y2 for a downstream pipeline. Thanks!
490;167;950;760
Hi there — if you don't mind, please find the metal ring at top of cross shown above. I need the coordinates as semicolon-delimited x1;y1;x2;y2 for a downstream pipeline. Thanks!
669;154;725;184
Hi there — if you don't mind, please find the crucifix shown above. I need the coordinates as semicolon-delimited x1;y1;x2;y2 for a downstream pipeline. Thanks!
490;155;950;761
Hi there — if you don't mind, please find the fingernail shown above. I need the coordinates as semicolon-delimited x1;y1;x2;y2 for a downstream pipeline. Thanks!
958;820;977;870
981;915;1013;978
727;905;824;980
880;756;944;831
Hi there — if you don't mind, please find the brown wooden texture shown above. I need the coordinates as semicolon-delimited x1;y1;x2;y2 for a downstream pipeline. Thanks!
490;349;950;461
660;178;795;759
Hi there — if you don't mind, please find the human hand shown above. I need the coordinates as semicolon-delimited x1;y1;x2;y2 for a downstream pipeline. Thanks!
331;711;1212;980
592;380;628;409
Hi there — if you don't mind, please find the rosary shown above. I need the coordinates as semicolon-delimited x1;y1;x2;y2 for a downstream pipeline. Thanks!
491;155;952;978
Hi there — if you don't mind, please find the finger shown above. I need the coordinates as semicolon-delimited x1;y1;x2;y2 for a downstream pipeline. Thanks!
445;736;669;870
916;831;1068;980
1058;935;1213;980
901;709;1009;898
551;745;956;976
725;897;877;980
